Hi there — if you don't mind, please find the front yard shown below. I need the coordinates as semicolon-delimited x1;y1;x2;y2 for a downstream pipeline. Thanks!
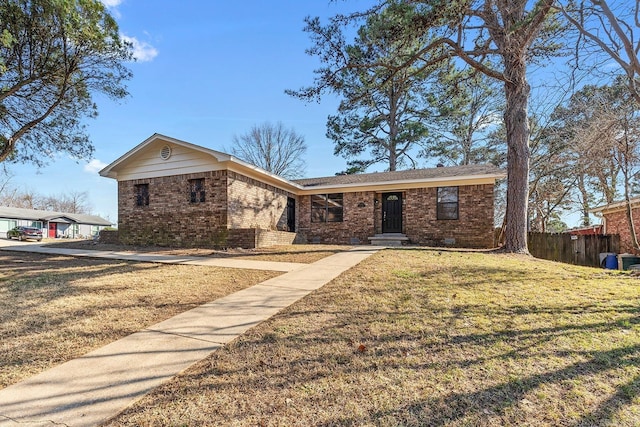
0;251;279;388
105;249;640;426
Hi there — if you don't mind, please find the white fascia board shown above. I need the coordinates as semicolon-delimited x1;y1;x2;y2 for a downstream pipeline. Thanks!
295;173;503;195
226;162;304;193
589;198;640;214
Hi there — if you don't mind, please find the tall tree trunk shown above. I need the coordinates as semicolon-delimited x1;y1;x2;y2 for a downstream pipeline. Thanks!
502;54;531;253
623;172;640;250
577;173;591;226
388;145;397;171
621;121;640;250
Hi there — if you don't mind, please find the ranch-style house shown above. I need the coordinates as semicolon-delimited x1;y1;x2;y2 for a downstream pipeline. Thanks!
100;134;504;249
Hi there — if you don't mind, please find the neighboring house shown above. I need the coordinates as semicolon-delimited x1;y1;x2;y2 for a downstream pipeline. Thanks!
100;134;505;248
0;206;111;239
591;198;640;253
566;225;604;236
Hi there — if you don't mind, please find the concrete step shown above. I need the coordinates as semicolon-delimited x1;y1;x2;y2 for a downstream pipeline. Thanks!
367;234;410;246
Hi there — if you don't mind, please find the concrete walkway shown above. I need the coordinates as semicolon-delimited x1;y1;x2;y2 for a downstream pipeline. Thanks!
0;245;380;427
0;241;305;272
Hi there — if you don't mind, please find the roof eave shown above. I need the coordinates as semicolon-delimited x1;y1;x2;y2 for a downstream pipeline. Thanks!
296;173;504;194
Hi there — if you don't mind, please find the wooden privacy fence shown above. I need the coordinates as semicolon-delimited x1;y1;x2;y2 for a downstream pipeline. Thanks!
528;232;620;267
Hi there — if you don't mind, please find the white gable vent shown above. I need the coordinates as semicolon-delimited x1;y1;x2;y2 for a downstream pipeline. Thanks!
160;145;172;160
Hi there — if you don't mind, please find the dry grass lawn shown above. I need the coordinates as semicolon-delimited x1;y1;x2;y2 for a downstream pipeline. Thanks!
105;249;640;426
0;251;278;389
44;240;349;264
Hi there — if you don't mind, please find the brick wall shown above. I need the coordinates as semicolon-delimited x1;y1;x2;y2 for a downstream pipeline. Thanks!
118;171;229;247
603;209;639;254
227;172;293;231
256;229;299;247
118;169;495;248
118;170;298;248
99;229;119;244
404;184;495;248
297;191;376;244
226;229;298;248
297;185;495;248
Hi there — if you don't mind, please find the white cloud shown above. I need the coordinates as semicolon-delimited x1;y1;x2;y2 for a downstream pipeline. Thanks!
122;35;159;62
84;159;108;174
101;0;123;7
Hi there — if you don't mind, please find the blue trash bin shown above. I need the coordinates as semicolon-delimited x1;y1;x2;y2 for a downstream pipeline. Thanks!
604;254;618;269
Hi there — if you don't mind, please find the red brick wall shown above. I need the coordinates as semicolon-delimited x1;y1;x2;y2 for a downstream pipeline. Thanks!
118;170;298;248
227;172;294;231
226;229;299;248
604;209;640;254
298;191;375;244
404;184;495;248
118;171;229;247
118;170;495;249
297;184;495;248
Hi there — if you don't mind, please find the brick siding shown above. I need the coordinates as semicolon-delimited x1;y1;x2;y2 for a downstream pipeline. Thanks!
297;191;376;245
227;172;294;230
118;170;296;248
117;169;494;249
98;229;119;244
227;229;299;248
297;184;495;248
118;171;228;246
603;209;640;254
404;184;495;248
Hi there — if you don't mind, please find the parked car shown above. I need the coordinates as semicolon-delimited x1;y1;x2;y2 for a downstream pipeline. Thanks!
6;226;43;242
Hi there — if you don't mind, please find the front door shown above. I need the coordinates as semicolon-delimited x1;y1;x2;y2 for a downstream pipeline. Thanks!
48;222;57;238
382;192;402;233
287;197;296;232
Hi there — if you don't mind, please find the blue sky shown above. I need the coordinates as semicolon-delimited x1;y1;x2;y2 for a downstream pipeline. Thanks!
5;0;380;223
4;0;608;227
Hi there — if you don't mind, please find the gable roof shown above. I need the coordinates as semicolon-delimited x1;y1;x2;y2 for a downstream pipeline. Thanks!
0;206;111;226
99;133;302;192
100;133;505;194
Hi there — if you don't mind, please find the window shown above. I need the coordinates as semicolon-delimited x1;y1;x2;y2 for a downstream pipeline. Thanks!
437;187;458;220
311;193;343;223
135;184;149;206
189;178;205;203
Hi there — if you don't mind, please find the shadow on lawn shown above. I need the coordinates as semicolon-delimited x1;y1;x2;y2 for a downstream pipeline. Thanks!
42;240;348;260
109;299;640;426
314;344;640;426
106;253;640;425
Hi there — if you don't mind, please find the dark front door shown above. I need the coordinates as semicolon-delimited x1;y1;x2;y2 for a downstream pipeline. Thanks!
287;197;296;232
382;192;402;233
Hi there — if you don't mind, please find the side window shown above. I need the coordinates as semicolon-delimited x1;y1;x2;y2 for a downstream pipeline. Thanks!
437;187;458;220
189;178;206;203
311;193;343;223
135;184;149;207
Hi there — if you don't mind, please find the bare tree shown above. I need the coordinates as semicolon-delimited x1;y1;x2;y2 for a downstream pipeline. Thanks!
41;191;91;214
230;122;307;179
0;186;92;214
575;84;640;248
559;1;640;102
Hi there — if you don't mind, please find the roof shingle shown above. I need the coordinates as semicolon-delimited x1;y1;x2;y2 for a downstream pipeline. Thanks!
293;164;504;187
